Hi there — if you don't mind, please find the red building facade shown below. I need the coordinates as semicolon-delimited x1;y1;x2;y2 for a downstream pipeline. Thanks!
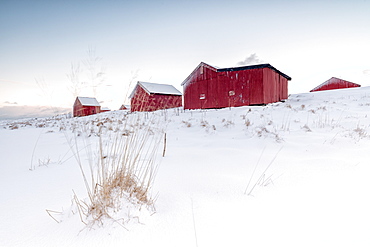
181;62;291;110
129;81;182;112
310;77;360;92
73;97;101;117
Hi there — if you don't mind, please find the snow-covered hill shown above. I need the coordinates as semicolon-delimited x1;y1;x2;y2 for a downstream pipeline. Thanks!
1;87;370;247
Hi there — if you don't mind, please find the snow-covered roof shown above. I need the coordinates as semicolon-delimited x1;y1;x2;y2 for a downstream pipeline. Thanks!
76;97;100;106
129;81;182;98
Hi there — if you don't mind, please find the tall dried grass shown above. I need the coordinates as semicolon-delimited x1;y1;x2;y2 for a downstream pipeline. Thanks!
66;112;164;226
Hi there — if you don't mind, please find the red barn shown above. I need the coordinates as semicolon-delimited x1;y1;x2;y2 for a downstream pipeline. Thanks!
310;77;360;92
73;97;101;117
181;62;291;110
129;81;182;112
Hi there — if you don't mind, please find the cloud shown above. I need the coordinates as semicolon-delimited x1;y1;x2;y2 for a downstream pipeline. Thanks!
0;105;70;120
237;53;263;66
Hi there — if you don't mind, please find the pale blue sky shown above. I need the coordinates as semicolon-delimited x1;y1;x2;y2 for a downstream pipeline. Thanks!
1;0;370;116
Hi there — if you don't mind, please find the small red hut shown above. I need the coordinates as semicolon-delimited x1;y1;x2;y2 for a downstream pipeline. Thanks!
129;81;182;112
119;105;129;110
100;107;110;113
310;77;360;92
181;62;291;110
73;97;101;117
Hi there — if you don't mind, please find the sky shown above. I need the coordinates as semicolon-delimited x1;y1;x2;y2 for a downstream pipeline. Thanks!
1;0;370;119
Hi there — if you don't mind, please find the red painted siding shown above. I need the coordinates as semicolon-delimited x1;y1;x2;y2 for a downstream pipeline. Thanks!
183;64;218;109
73;100;100;117
262;68;289;103
131;85;182;112
182;63;290;110
310;77;360;92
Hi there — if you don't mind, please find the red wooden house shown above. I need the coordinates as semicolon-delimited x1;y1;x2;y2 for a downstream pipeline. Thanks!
129;81;182;112
73;97;101;117
310;77;360;92
181;62;291;110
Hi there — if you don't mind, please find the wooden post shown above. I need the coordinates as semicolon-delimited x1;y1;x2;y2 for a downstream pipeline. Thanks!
162;133;167;157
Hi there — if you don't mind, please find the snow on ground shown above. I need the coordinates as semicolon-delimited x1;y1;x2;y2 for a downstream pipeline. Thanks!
1;87;370;247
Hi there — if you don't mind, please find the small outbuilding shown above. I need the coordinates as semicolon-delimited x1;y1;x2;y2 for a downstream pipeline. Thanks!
129;81;182;112
119;105;129;110
73;96;101;117
181;62;291;110
100;107;110;113
310;77;361;92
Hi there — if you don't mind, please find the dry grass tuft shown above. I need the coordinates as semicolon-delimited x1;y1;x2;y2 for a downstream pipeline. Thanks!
200;120;209;128
222;119;234;128
244;118;251;127
9;125;19;130
65;113;164;227
182;120;192;128
302;124;312;132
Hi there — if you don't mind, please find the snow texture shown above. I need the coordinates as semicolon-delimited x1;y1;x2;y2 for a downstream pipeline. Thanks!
1;86;370;247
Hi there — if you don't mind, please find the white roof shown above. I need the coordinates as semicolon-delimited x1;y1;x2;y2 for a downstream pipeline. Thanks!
129;81;182;98
77;97;100;106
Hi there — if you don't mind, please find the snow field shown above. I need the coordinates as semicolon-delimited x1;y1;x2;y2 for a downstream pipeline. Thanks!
1;87;370;246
